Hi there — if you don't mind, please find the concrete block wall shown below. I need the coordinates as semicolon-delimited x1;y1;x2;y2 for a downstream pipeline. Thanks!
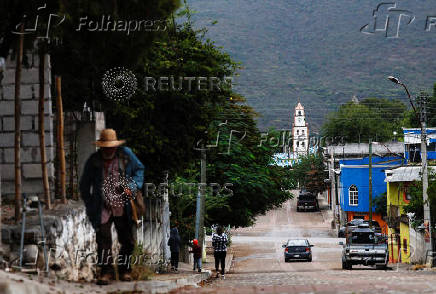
0;54;55;201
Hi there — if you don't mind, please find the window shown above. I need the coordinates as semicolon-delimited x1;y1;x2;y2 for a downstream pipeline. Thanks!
301;141;305;147
298;111;301;115
349;185;358;206
287;239;308;246
351;231;374;244
302;130;304;135
297;130;299;135
403;239;408;253
404;186;412;201
297;141;299;147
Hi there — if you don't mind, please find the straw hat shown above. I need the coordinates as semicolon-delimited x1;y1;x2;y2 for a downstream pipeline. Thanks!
95;129;126;148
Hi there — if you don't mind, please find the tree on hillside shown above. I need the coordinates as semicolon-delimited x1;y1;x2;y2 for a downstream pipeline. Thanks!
322;98;407;143
205;95;293;227
106;19;237;182
291;154;327;195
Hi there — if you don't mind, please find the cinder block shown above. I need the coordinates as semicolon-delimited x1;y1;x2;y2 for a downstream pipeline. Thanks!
22;100;51;115
2;67;50;85
22;132;53;147
2;69;16;85
0;177;53;198
18;146;54;163
21;147;40;163
35;115;53;131
0;133;14;147
1;85;15;100
20;84;36;100
21;68;39;84
0;163;15;180
21;100;37;115
22;163;42;178
3;116;33;131
1;84;50;101
3;148;15;163
22;132;38;147
0;100;14;115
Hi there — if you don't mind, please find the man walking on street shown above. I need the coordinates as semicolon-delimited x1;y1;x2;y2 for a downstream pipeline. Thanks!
168;227;181;272
212;226;228;279
80;129;144;285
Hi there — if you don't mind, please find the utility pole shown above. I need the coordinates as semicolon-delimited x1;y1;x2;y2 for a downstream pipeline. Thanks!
330;148;336;229
199;147;207;247
419;93;433;266
388;77;433;266
195;146;207;247
369;140;373;229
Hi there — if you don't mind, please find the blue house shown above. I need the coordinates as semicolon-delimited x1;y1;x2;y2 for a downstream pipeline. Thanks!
339;156;403;233
403;128;436;163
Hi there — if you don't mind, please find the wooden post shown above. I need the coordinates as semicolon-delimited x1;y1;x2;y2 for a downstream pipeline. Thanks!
69;131;75;200
56;76;67;204
14;25;24;223
39;51;51;209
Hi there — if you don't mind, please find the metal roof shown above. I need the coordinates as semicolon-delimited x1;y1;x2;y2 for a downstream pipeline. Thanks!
384;166;436;182
403;128;436;145
325;142;404;157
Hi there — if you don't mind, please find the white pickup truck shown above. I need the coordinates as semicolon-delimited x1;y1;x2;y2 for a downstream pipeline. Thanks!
340;224;389;270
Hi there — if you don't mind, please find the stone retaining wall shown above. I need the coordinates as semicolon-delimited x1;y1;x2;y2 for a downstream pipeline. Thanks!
1;198;170;281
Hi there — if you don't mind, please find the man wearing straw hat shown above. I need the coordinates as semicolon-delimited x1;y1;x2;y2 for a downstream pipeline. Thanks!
80;129;144;285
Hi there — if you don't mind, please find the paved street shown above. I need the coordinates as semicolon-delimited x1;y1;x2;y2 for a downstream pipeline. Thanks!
173;195;436;294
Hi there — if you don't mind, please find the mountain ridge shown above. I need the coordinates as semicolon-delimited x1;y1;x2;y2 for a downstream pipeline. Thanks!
187;0;436;131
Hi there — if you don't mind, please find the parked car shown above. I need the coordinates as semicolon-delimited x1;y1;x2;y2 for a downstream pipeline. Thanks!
296;190;319;212
282;239;314;262
338;219;381;238
340;223;388;270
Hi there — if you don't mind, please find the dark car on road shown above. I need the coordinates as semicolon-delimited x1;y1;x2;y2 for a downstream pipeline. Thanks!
282;239;314;262
338;219;381;238
296;190;319;212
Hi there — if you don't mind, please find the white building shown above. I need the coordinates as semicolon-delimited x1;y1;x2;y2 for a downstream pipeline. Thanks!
292;102;309;156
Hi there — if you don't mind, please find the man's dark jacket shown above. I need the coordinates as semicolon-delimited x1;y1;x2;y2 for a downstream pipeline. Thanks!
168;228;181;253
79;146;144;229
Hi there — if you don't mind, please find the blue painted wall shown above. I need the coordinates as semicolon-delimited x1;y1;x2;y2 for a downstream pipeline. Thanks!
403;129;436;161
339;157;402;213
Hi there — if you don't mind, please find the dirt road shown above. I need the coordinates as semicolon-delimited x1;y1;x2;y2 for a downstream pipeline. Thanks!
174;195;436;294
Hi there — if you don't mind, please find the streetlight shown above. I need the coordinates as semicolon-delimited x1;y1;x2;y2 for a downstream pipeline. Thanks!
388;75;433;267
387;76;417;113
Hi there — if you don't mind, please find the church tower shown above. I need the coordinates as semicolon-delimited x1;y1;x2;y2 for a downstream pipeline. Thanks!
292;102;309;156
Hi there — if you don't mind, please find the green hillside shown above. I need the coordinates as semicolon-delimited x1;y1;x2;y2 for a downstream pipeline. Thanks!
187;0;436;131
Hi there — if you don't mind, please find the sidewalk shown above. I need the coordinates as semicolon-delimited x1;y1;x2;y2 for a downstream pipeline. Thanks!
0;261;211;294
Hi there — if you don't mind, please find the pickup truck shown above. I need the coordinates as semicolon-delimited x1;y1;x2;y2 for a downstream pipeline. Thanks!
296;190;319;212
340;224;388;270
